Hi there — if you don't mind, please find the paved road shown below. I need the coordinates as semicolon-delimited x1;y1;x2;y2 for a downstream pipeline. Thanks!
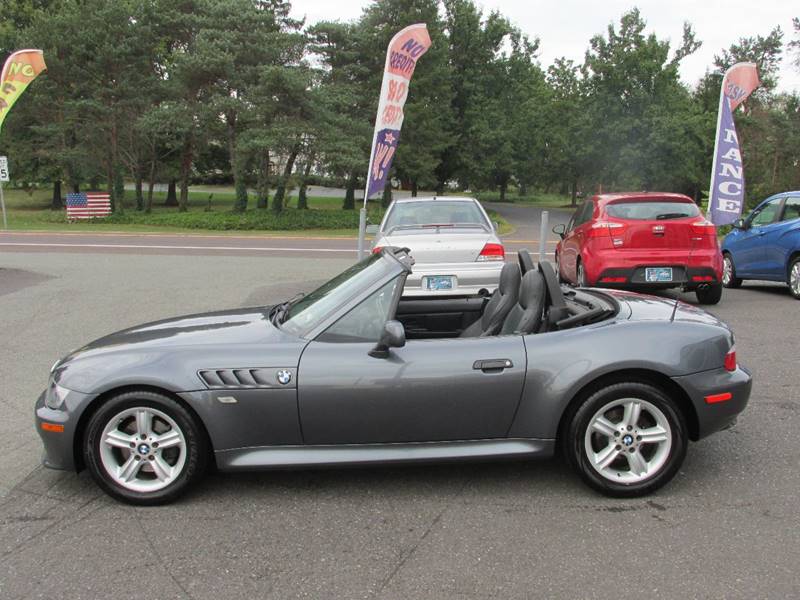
0;201;570;259
2;213;798;598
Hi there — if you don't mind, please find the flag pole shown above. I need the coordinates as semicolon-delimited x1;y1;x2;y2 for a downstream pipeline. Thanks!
0;181;7;229
706;67;730;217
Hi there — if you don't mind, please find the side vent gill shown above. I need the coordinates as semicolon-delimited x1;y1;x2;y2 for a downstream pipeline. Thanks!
198;368;276;389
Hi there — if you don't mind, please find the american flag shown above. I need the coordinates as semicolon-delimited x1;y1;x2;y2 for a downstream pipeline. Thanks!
66;192;112;219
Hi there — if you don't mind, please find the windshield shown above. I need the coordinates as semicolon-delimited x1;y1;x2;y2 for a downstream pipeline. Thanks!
280;253;393;337
383;200;489;232
605;201;700;220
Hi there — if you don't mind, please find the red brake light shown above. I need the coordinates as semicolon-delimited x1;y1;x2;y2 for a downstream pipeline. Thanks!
371;246;384;255
724;346;736;372
476;243;505;262
588;221;627;238
691;221;717;237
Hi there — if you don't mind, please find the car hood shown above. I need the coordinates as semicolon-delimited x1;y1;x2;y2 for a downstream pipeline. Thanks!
53;307;308;394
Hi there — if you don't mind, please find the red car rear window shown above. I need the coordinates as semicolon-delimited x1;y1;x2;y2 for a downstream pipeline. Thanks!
605;201;700;220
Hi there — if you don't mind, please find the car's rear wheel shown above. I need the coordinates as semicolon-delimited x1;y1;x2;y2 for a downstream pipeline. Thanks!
577;259;587;287
84;391;208;505
789;257;800;300
565;382;687;497
722;253;742;289
695;282;722;305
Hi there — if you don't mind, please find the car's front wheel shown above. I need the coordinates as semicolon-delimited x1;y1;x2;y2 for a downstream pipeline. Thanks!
789;257;800;300
84;390;208;505
564;382;687;497
722;253;742;289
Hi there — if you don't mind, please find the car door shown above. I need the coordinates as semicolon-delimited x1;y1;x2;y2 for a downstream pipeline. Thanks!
732;198;783;276
763;197;800;279
297;279;526;444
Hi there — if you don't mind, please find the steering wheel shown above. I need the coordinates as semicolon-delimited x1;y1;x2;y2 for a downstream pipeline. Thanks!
538;260;569;327
518;249;535;275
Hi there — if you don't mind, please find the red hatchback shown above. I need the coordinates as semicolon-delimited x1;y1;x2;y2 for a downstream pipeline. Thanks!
554;192;723;304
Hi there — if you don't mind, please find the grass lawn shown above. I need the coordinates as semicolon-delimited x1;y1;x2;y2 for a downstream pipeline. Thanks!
476;191;578;209
1;186;513;236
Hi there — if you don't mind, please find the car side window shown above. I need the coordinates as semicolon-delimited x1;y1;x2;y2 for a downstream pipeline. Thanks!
750;199;782;227
317;277;401;343
780;197;800;222
572;201;592;228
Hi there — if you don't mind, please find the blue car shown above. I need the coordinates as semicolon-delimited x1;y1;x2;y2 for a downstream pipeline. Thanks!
721;192;800;299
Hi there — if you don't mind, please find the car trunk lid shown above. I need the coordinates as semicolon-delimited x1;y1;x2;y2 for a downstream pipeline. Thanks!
381;228;494;263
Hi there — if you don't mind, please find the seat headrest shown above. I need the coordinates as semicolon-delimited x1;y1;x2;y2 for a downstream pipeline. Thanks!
519;269;545;309
498;262;521;294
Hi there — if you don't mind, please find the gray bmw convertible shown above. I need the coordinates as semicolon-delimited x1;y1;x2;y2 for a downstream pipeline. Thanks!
35;249;751;505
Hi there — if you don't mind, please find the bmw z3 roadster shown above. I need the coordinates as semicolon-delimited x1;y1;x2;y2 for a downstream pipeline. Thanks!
35;249;751;504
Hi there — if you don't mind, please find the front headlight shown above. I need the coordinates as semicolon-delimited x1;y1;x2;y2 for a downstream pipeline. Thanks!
45;381;70;410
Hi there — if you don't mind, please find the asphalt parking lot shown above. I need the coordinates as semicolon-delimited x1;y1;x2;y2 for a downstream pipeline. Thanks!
1;248;798;599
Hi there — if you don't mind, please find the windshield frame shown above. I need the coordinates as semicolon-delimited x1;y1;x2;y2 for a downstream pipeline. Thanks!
278;252;408;340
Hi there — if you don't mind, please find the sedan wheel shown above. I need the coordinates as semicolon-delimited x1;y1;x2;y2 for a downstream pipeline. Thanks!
565;381;687;497
84;391;207;505
722;254;742;289
788;258;800;300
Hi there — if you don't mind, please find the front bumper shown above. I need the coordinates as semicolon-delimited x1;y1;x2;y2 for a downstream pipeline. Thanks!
404;261;505;297
672;365;752;440
35;388;93;471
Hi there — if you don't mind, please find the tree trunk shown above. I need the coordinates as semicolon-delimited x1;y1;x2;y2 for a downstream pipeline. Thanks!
178;136;193;212
499;180;507;203
228;116;248;213
165;179;178;206
273;146;298;213
571;177;578;206
343;172;356;210
110;120;123;214
51;180;62;209
145;160;156;213
297;160;312;210
135;172;144;211
114;165;124;213
381;179;392;208
256;150;270;209
411;180;418;197
72;182;80;193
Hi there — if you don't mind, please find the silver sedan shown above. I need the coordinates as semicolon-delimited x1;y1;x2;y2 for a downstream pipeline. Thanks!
371;196;505;296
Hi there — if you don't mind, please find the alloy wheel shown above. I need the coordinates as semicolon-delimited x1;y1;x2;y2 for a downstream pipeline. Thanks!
584;398;672;484
722;256;733;286
99;406;187;493
790;261;800;297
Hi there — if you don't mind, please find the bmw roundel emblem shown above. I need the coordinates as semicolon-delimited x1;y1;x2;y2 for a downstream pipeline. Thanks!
276;370;292;385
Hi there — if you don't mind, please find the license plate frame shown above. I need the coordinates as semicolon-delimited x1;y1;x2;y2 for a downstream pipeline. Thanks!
645;267;673;283
424;275;455;291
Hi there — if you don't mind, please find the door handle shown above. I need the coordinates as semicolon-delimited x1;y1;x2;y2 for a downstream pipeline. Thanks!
473;358;513;372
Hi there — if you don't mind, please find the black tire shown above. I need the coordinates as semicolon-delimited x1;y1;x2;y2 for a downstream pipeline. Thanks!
788;256;800;300
722;253;742;289
84;390;208;505
563;381;688;498
695;282;723;305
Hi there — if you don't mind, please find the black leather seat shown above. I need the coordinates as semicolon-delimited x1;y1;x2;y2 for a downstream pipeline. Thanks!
499;269;546;335
460;262;521;337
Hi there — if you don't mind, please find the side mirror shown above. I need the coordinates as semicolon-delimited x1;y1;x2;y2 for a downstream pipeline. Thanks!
369;320;406;358
365;224;379;235
731;218;747;230
552;223;566;239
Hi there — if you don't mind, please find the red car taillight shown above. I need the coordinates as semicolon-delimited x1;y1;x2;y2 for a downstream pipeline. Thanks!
724;346;737;372
371;246;384;255
691;221;717;238
476;243;505;262
588;221;627;237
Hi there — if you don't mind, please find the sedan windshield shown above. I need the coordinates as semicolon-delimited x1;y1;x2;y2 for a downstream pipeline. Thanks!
383;200;489;232
279;253;393;337
606;201;700;220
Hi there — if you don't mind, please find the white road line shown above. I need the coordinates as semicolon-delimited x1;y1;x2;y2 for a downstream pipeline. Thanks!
0;242;352;253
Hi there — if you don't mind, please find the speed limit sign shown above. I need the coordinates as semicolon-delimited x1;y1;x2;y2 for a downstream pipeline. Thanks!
0;156;8;182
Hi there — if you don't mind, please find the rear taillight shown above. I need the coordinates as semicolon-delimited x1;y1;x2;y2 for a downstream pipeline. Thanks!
599;276;627;283
724;346;737;372
588;221;627;237
476;243;505;262
371;246;384;255
691;221;717;237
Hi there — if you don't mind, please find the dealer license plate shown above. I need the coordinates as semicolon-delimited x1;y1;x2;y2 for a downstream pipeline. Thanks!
645;267;673;282
425;275;454;291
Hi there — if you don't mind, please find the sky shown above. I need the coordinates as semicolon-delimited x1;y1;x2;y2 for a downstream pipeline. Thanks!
289;0;800;93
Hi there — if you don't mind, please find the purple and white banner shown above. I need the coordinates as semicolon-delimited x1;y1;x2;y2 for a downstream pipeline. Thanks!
708;62;760;226
364;24;431;202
